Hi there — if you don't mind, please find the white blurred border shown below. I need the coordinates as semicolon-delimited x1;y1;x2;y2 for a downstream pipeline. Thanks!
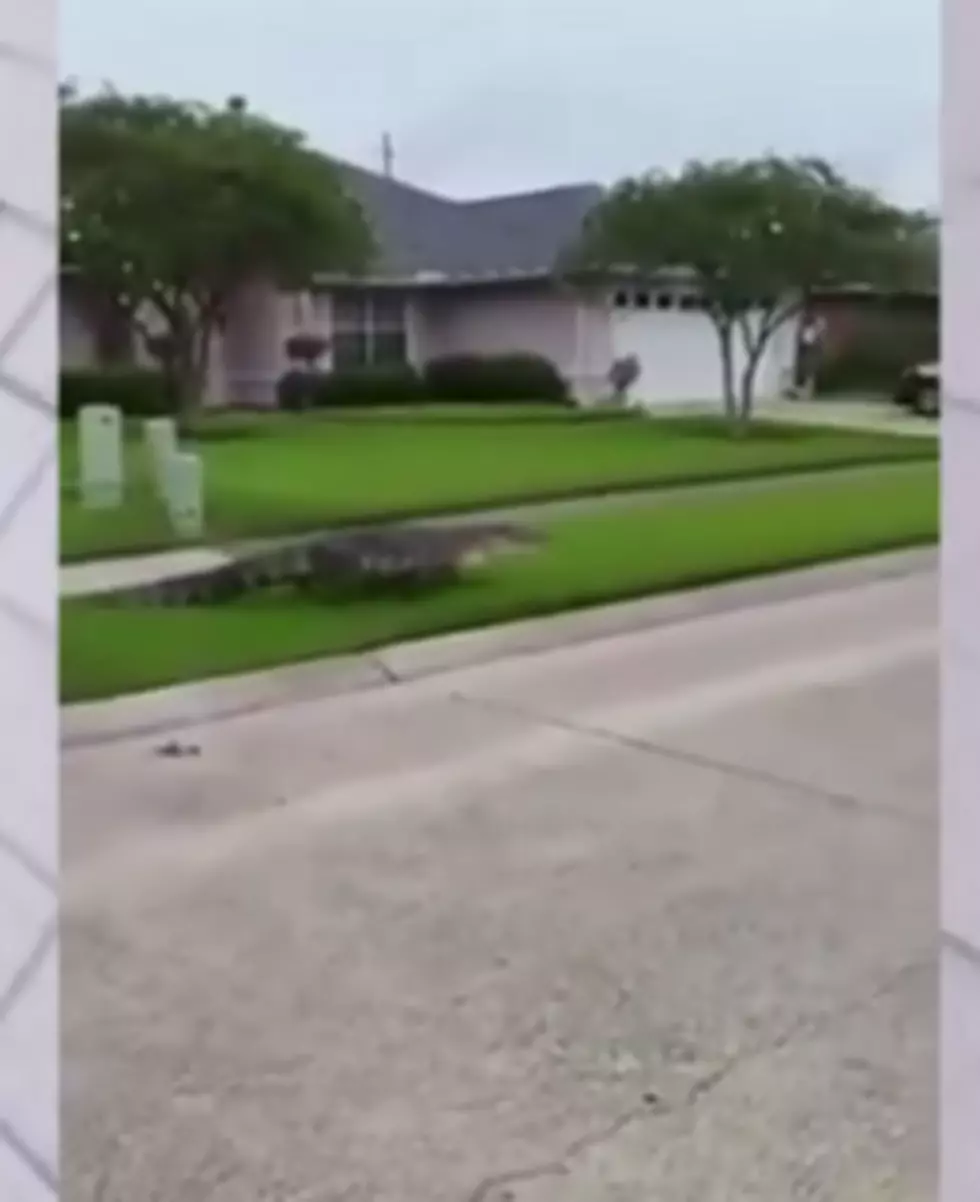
0;1;58;1198
942;1;980;1200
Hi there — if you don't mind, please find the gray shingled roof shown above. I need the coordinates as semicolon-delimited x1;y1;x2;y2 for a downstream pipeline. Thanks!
336;161;602;280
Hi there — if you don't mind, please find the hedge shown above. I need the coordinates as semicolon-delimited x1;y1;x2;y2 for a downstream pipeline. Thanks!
63;352;572;419
315;365;427;407
275;353;571;409
423;353;569;404
60;368;175;420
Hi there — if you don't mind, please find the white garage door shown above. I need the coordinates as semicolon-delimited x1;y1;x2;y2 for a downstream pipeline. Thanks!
609;288;797;408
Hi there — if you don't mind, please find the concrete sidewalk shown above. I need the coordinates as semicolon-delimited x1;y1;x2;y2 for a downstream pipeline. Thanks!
651;396;938;439
60;545;236;599
758;397;938;439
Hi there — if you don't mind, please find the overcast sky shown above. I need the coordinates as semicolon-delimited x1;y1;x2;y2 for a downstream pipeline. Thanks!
62;0;938;208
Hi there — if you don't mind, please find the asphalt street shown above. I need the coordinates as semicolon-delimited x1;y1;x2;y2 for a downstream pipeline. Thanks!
62;565;937;1201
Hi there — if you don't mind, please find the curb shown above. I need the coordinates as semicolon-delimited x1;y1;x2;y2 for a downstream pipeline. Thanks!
62;546;937;749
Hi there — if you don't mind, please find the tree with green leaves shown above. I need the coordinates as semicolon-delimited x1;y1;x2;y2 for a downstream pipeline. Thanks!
572;157;927;426
60;88;375;413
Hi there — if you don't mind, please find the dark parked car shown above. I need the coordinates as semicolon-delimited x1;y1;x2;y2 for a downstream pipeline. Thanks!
893;362;940;417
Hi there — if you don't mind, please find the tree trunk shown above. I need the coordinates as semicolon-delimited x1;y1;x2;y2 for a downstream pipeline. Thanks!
735;305;798;429
737;341;769;428
169;319;215;426
93;297;135;366
174;342;209;425
145;333;175;407
715;321;738;429
738;366;755;427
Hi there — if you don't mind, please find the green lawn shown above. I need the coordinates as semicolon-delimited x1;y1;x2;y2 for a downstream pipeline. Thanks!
60;410;936;562
61;461;938;703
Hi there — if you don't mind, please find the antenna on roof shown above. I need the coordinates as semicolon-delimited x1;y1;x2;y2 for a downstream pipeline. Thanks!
381;131;395;179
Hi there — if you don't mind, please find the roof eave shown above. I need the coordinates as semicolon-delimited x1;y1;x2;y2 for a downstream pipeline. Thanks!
311;266;558;289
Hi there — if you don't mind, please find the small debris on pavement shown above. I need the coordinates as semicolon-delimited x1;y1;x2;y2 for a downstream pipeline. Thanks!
154;739;201;759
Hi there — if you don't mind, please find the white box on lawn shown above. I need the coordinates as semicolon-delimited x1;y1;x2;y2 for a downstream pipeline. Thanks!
164;451;204;539
78;404;123;509
144;417;178;495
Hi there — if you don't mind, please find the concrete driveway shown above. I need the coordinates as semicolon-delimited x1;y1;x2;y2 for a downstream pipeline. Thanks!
62;564;937;1201
760;396;938;439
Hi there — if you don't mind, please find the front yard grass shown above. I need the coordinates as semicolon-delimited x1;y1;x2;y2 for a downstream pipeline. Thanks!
61;461;938;703
59;410;936;562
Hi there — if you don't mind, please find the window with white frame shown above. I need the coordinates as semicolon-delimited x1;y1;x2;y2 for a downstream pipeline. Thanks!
331;290;409;368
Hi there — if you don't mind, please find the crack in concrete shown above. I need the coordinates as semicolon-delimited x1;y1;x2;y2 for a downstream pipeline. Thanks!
461;958;929;1202
369;654;401;685
88;1130;130;1202
449;692;935;834
463;1104;657;1202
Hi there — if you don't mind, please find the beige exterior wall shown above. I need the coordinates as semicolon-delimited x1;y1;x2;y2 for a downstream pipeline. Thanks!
416;281;613;401
59;276;614;406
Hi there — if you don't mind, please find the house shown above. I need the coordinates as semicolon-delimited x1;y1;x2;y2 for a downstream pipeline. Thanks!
804;285;938;366
60;161;800;408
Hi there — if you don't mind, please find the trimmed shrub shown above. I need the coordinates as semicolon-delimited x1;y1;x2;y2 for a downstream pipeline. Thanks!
309;365;426;408
284;333;330;368
60;367;175;420
423;353;570;404
608;355;642;404
276;368;320;411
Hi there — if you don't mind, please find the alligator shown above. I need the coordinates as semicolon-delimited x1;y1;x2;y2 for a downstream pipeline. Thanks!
109;521;545;607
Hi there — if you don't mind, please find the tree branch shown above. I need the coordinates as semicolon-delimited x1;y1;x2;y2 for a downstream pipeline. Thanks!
761;295;803;343
130;310;155;348
735;295;805;420
736;294;804;365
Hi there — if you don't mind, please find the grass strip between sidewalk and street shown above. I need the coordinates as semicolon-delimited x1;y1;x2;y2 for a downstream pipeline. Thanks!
60;462;938;703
